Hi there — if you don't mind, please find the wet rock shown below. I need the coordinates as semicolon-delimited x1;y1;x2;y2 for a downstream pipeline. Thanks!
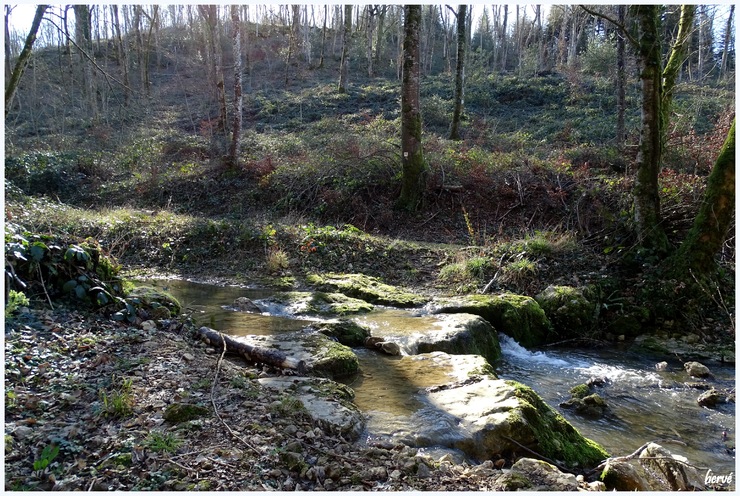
262;291;373;317
510;458;579;491
306;273;428;307
588;480;606;491
655;361;668;371
638;442;704;490
492;471;533;490
233;331;359;379
257;377;365;440
600;460;651;491
697;388;726;408
534;285;598;338
684;361;712;378
379;341;401;356
423;378;608;466
314;319;371;347
414;313;501;364
233;297;262;313
427;293;553;347
560;393;607;418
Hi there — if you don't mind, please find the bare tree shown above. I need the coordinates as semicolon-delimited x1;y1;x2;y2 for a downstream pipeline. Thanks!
449;4;467;141
615;5;626;150
5;5;47;116
719;5;734;81
227;5;243;167
338;5;352;92
111;5;130;106
398;5;427;212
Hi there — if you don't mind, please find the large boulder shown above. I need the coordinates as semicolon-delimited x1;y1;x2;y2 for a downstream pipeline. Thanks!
260;291;374;316
638;442;705;491
414;313;501;365
534;285;597;338
230;331;359;379
257;376;365;440
420;378;608;467
312;319;372;347
306;272;428;308
427;294;554;347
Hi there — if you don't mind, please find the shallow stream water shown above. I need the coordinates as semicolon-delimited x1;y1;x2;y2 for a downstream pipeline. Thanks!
145;279;735;475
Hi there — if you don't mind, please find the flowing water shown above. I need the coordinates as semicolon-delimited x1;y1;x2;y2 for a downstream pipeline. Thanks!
145;279;735;474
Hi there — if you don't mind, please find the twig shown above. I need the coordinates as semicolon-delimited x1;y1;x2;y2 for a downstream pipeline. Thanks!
586;441;653;476
502;435;572;474
87;478;97;491
37;266;54;310
210;333;262;456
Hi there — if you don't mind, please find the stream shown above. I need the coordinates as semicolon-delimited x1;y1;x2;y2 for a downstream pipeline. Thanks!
145;279;735;475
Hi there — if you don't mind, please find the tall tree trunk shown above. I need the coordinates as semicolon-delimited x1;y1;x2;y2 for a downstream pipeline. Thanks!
672;118;735;276
111;5;130;106
500;5;508;71
632;5;669;253
74;4;98;121
374;6;387;73
398;5;427;212
674;119;735;277
615;5;626;150
338;5;352;92
4;5;13;82
366;6;375;77
449;4;467;141
228;5;243;168
5;5;47;116
661;5;695;145
719;5;734;81
318;5;327;68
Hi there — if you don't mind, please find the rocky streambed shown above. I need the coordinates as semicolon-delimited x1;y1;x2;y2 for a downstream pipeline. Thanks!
142;275;735;491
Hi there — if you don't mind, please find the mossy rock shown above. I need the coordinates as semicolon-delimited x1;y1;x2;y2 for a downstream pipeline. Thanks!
306;272;428;308
164;403;210;423
305;334;360;379
569;383;590;399
507;381;609;467
265;291;374;316
128;286;182;317
430;294;553;347
534;285;597;338
314;319;371;347
493;471;533;490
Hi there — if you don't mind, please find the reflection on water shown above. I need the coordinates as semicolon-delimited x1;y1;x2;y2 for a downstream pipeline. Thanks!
141;279;314;335
146;279;735;474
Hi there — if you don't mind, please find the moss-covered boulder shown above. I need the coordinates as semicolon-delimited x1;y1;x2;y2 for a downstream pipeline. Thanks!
306;273;428;308
424;378;608;467
313;319;372;347
534;285;597;338
128;286;182;318
263;291;374;316
231;331;359;380
428;294;553;347
414;313;501;365
257;377;365;440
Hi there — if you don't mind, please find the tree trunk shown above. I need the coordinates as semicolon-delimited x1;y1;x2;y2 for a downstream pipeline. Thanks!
318;5;327;68
672;118;735;276
74;4;98;121
661;5;695;146
615;5;626;150
719;5;734;80
338;5;352;92
374;6;387;73
397;5;427;212
111;5;130;106
5;5;47;116
366;6;375;77
500;5;508;71
4;6;13;82
449;5;467;141
632;5;669;253
198;327;307;372
228;5;243;168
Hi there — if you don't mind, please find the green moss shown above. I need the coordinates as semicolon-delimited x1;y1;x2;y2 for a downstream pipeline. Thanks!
569;384;590;399
535;285;597;338
307;272;428;308
315;319;371;347
128;286;182;316
305;335;360;379
163;403;209;423
507;381;609;467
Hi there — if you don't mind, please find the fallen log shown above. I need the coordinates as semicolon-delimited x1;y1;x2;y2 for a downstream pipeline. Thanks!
197;326;307;374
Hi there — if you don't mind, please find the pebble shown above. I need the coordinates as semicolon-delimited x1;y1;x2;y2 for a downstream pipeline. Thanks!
12;425;33;440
